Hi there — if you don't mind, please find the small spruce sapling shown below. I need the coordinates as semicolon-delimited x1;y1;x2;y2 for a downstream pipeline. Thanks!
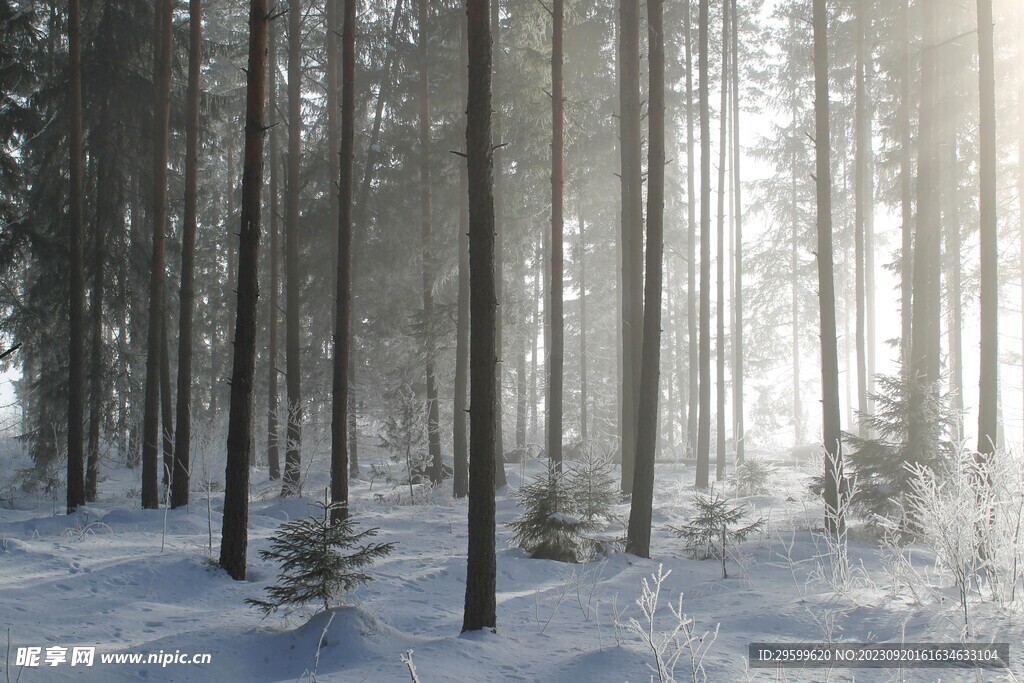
670;492;764;578
566;444;619;522
732;457;776;497
248;490;395;616
507;464;599;562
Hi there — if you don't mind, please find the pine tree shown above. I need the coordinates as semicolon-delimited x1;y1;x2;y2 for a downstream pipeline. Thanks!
670;491;764;578
507;465;599;563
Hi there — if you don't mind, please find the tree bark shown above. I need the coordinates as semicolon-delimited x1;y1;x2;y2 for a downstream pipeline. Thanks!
160;309;173;485
715;0;729;482
453;16;470;500
331;0;355;524
220;0;269;581
462;0;497;633
67;0;86;513
267;10;281;481
813;0;843;534
695;0;712;489
492;0;507;489
172;0;203;509
730;0;743;464
548;0;564;472
283;0;303;496
141;0;173;510
684;0;698;460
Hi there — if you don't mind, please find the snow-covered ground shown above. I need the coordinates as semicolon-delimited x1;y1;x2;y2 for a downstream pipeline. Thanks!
1;442;1021;682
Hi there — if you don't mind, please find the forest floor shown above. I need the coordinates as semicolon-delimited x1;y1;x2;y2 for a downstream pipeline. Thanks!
0;442;1021;682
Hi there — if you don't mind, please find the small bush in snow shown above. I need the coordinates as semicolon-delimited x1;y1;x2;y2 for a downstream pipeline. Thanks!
732;457;776;497
507;464;600;563
566;443;619;523
247;493;395;617
670;491;764;579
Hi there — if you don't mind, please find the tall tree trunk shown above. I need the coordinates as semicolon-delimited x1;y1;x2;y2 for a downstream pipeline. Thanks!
854;0;868;436
730;0;743;463
267;11;281;481
578;204;589;444
419;0;442;485
67;0;86;513
491;0;507;489
715;0;729;482
462;0;497;633
684;0;698;460
453;16;470;499
942;138;964;440
1019;3;1023;450
531;233;541;441
283;0;303;496
695;0;712;489
220;0;269;581
331;0;355;524
790;92;802;445
548;0;564;472
626;0;664;558
618;0;642;496
172;0;203;508
813;0;843;534
899;0;913;368
141;0;173;510
327;0;339;298
160;312;173;484
976;0;998;458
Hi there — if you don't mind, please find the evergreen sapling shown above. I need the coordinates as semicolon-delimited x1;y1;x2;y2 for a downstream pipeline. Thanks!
670;491;764;578
507;464;600;562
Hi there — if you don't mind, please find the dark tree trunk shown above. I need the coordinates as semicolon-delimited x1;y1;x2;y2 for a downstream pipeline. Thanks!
730;0;743;463
283;0;303;496
67;0;86;514
453;16;470;499
462;0;497;633
327;0;339;295
684;0;698;460
813;0;843;534
267;12;281;481
418;0;442;486
715;0;728;482
171;0;202;508
221;0;269;581
141;0;173;510
331;0;355;524
618;0;642;496
548;0;564;472
626;0;664;559
491;0;507;489
976;0;998;458
695;0;712;489
160;311;173;486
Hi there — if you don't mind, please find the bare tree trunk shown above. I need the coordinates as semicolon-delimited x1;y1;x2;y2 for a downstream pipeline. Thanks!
67;0;86;513
418;0;442;485
141;0;173;510
160;311;173;484
531;233;541;441
684;0;698;460
813;0;843;534
942;142;964;441
267;12;281;481
548;0;564;472
854;0;868;436
172;0;203;508
715;0;729;482
331;0;355;524
626;0;664;558
492;0;507;489
578;204;589;444
695;0;712;489
453;16;470;499
899;0;913;368
790;85;802;445
283;0;303;496
976;0;998;458
730;0;743;463
220;0;269;581
462;0;497;633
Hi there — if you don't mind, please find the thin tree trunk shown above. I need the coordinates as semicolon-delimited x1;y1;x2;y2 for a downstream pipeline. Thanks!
695;0;712;489
548;0;564;472
267;11;281;481
715;0;729;482
327;0;339;302
463;0;497;633
730;0;743;463
684;0;698;460
854;0;868;436
899;0;913;368
1019;3;1023;450
220;0;269;581
141;0;173;510
578;204;588;444
492;0;507;488
531;232;541;441
813;0;843;534
160;310;173;485
453;16;470;499
977;0;998;458
790;90;802;445
419;0;442;485
172;0;203;508
67;0;86;513
283;0;303;496
331;0;355;524
626;0;664;558
943;143;964;441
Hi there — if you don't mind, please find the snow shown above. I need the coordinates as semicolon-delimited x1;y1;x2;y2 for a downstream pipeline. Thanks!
1;447;1021;682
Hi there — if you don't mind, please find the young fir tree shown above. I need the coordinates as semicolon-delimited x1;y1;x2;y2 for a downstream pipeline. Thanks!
670;491;764;578
566;446;619;523
507;465;599;563
248;493;395;616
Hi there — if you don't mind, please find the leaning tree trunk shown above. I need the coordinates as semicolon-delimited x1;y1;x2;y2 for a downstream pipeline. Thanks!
976;0;998;458
141;0;173;510
283;0;303;496
67;0;86;513
695;0;712;490
462;0;497;633
548;0;564;472
813;0;844;534
267;12;281;481
172;0;202;509
331;0;355;524
219;0;269;582
626;0;664;559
